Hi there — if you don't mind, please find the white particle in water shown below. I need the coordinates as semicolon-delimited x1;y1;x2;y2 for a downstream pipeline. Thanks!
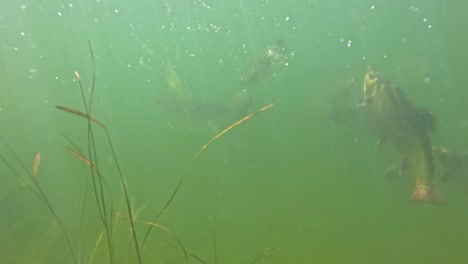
20;32;25;36
347;40;352;47
428;24;432;29
55;76;59;80
114;9;119;13
423;18;427;22
57;11;62;16
285;16;290;21
370;5;375;10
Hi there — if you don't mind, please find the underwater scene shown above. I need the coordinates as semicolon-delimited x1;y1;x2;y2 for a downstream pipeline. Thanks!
1;0;468;263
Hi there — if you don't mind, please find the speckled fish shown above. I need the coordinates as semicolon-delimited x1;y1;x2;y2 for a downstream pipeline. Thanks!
359;68;442;203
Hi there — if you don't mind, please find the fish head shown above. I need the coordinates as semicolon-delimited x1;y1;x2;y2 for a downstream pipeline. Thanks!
267;40;289;62
363;70;385;101
360;68;387;106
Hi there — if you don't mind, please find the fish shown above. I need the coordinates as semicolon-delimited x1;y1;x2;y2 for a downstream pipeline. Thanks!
164;62;183;92
359;68;442;203
156;91;253;132
240;40;290;85
433;145;468;183
186;94;252;123
231;89;253;116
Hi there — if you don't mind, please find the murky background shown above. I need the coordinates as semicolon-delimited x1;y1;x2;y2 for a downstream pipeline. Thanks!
1;0;468;263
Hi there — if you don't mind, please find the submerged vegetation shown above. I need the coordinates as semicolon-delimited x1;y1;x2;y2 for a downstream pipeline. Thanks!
2;2;468;263
0;42;275;263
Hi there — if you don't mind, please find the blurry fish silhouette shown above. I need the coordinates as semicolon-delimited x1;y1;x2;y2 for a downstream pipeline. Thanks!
240;40;291;85
433;145;468;183
156;51;253;131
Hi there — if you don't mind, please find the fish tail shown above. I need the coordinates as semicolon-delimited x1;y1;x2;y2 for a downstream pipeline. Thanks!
410;178;443;203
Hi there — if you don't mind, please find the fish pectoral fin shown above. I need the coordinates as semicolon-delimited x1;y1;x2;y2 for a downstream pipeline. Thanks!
383;163;400;178
355;97;368;108
374;136;386;148
399;155;412;176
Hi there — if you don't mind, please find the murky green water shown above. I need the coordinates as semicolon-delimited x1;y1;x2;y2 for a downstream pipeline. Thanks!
1;0;468;263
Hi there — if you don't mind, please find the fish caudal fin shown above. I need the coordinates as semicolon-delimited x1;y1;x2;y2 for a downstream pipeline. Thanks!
410;182;444;204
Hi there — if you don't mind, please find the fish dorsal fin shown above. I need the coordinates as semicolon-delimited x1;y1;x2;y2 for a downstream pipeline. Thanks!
417;107;437;133
393;87;437;133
